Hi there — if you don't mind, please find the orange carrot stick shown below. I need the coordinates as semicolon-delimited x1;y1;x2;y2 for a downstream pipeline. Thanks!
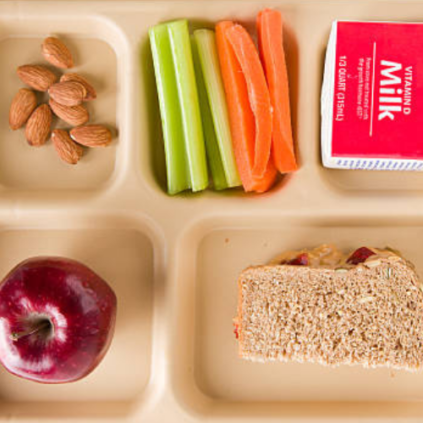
257;9;297;173
225;24;273;179
216;21;276;192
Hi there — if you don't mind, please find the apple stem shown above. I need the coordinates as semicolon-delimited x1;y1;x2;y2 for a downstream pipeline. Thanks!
10;320;52;342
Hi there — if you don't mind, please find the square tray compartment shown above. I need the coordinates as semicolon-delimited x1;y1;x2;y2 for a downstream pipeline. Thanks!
308;1;423;195
171;216;423;419
0;14;122;194
0;215;155;420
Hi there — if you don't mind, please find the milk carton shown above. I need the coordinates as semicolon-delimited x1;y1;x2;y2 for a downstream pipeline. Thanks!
321;21;422;170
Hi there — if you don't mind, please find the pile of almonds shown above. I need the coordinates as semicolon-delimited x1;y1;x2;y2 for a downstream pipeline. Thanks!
9;37;113;165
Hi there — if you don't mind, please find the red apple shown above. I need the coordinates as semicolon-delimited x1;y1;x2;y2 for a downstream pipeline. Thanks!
0;257;117;383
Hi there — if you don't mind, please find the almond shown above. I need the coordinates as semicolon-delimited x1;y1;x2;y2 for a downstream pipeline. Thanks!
9;89;37;130
17;65;57;92
42;37;74;69
25;104;52;147
52;129;83;164
49;98;89;126
48;81;87;107
60;73;96;101
70;125;112;147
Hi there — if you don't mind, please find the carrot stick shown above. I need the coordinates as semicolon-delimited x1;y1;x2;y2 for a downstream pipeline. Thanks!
257;9;297;173
216;21;276;192
225;24;273;179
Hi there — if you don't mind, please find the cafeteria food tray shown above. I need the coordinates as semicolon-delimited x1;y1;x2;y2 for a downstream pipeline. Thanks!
0;0;423;421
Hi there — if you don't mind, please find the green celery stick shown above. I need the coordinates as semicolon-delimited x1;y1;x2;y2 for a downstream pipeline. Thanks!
191;37;228;190
167;20;209;192
194;29;241;188
149;24;190;195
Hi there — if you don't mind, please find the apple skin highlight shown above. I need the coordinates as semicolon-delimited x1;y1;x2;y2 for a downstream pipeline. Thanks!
0;257;117;383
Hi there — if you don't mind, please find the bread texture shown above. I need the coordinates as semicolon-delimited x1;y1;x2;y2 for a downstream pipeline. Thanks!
236;251;423;370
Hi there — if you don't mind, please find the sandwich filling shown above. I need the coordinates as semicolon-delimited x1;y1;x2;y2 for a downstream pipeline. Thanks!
269;244;401;268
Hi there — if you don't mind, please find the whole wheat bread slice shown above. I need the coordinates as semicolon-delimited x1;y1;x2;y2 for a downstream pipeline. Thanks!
236;251;423;370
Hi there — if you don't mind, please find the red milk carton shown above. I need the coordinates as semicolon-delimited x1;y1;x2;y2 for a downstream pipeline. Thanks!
321;21;423;170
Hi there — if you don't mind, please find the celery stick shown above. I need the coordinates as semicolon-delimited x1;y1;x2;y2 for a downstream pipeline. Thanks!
149;24;190;195
191;37;228;190
194;29;241;188
167;20;208;192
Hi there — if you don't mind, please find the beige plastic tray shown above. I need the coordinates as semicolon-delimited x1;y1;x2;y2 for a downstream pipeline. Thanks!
0;0;423;422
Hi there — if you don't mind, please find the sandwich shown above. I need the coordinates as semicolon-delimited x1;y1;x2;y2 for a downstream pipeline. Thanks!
234;245;423;370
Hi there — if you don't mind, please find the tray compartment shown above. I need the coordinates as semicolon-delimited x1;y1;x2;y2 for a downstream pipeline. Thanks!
0;14;122;193
138;2;300;196
307;0;423;194
0;214;156;420
171;216;423;419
